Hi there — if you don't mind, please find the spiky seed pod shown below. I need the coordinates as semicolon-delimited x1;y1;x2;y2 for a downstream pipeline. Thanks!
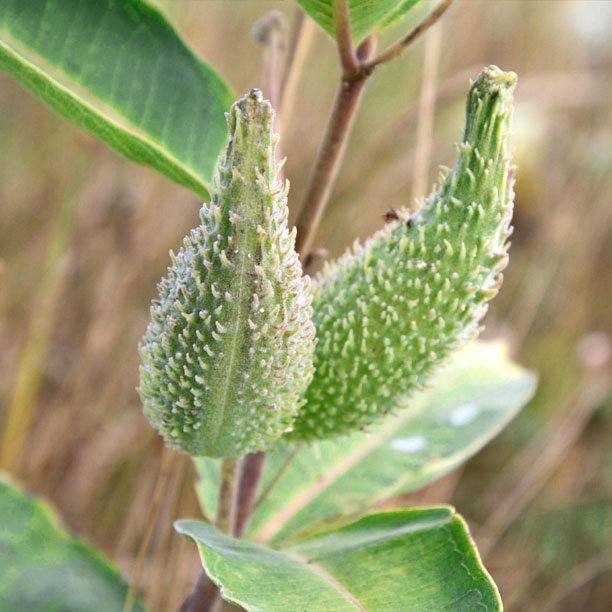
139;90;316;458
290;66;517;442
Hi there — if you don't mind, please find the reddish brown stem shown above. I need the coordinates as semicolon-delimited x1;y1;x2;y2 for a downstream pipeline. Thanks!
294;2;455;265
333;0;359;74
233;451;267;538
179;573;219;612
295;35;377;263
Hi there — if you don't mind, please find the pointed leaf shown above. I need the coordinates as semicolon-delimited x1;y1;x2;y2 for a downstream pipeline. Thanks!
292;0;422;44
0;474;144;611
380;0;425;31
195;341;536;543
0;0;234;198
176;507;501;611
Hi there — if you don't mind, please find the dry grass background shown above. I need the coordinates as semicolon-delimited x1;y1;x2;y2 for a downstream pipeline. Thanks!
1;1;611;610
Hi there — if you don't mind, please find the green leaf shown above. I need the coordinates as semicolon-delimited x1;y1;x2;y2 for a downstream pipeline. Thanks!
195;341;536;543
0;474;144;611
379;0;425;31
292;0;421;44
0;0;234;198
176;507;502;611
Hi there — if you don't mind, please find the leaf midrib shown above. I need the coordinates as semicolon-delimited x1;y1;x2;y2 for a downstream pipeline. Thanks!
255;403;423;543
287;551;365;611
255;375;535;543
0;33;208;193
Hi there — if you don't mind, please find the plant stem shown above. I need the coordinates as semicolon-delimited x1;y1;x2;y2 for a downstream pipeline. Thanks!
253;444;302;512
332;0;359;74
180;457;239;612
366;0;454;71
179;4;456;609
233;451;267;537
215;456;240;533
295;34;377;262
180;573;220;612
294;1;455;264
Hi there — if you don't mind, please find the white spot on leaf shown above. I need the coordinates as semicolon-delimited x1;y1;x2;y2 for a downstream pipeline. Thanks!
389;435;427;453
449;403;479;426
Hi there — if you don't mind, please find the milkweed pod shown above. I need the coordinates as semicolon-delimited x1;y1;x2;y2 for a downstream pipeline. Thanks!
290;66;517;441
139;90;316;457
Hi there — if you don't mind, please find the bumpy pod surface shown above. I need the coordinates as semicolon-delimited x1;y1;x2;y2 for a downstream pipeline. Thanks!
139;90;316;457
290;66;517;441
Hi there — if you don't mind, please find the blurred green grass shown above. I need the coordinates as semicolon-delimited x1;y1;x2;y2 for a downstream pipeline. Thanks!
1;1;611;610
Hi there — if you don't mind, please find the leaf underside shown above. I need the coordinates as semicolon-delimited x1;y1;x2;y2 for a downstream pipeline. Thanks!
292;0;422;44
176;507;502;612
0;474;143;611
0;0;234;198
195;341;536;544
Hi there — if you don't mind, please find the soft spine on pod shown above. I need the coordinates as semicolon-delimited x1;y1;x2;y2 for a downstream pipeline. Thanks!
289;66;517;441
138;90;316;457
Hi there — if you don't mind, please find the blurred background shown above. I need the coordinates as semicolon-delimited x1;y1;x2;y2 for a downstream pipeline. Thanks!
1;0;611;610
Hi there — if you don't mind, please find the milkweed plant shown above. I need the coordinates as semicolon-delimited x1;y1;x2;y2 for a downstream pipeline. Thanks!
0;1;537;611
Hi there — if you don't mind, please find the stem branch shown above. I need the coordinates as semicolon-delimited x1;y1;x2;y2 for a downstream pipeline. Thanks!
295;1;454;263
366;0;454;71
179;3;455;609
253;444;301;512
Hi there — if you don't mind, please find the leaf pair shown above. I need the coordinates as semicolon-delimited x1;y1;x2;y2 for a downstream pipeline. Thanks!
0;473;504;611
0;340;534;612
183;341;535;611
177;507;501;612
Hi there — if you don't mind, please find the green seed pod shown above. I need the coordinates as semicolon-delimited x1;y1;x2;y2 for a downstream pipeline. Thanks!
290;66;517;442
139;90;316;457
